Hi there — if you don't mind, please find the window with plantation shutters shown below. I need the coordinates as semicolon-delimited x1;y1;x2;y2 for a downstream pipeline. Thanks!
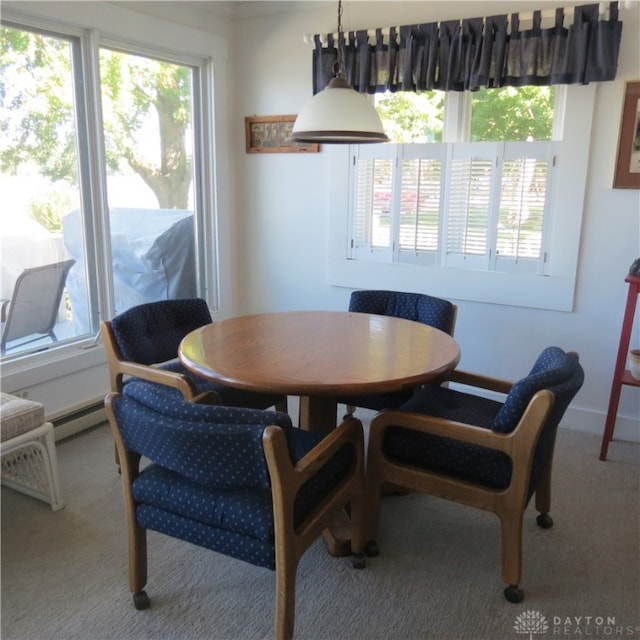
349;141;554;274
334;83;594;311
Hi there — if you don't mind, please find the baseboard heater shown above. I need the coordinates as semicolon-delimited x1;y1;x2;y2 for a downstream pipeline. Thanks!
50;398;107;441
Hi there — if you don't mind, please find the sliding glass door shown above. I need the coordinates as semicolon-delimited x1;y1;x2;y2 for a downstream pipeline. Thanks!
1;20;212;359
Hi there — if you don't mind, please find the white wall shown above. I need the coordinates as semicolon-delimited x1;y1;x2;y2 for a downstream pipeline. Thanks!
2;1;639;444
231;1;640;441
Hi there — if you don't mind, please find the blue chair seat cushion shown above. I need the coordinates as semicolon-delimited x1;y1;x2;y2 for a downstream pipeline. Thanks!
340;389;414;412
383;427;513;489
389;385;512;489
133;436;356;570
136;502;276;569
401;385;503;428
134;465;275;541
133;434;356;544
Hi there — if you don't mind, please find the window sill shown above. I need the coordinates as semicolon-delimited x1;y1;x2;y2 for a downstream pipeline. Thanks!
328;257;576;311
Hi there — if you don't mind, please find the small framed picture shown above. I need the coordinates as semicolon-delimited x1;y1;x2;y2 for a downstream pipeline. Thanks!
244;115;319;154
613;81;640;189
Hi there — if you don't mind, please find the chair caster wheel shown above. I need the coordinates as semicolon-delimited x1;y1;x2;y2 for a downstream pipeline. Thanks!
133;590;150;610
504;585;524;603
536;513;553;529
351;553;366;569
364;540;380;557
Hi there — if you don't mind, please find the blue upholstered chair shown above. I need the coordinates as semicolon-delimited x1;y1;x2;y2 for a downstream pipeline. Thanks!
364;347;584;603
101;298;286;412
105;381;366;640
340;290;457;417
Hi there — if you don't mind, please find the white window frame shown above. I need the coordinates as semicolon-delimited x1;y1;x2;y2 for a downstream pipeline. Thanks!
330;83;596;312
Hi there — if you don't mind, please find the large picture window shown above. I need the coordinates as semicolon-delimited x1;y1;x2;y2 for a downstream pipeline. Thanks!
0;19;215;360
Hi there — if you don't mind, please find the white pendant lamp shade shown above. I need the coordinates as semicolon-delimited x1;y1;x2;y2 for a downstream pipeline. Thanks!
291;76;390;144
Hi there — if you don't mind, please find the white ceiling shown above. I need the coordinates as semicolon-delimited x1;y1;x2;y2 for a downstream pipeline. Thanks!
186;1;332;19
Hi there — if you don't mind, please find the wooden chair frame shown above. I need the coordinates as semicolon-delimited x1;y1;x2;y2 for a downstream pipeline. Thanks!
105;392;366;640
365;367;557;601
100;319;223;404
101;319;287;413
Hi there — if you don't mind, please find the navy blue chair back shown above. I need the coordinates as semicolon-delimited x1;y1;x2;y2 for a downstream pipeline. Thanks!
105;380;366;638
349;290;456;335
492;346;583;433
340;290;456;415
110;298;211;365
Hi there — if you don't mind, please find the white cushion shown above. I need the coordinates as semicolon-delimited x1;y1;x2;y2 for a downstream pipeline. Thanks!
0;393;45;442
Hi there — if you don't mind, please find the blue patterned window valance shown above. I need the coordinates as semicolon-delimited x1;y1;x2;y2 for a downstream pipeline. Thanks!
312;2;623;94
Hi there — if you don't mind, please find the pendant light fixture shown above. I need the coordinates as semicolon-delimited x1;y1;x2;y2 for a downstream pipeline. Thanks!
290;0;389;144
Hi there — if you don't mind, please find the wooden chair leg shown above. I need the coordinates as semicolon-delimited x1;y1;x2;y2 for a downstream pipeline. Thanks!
362;457;384;556
274;552;297;640
534;461;553;516
499;511;525;602
129;522;148;595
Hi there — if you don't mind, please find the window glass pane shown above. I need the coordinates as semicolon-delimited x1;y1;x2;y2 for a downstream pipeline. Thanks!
355;158;392;249
498;158;547;260
375;91;444;143
399;159;441;252
470;86;554;142
0;24;88;357
98;48;198;317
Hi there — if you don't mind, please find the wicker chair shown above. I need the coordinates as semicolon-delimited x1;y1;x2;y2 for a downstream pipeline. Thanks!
0;393;64;511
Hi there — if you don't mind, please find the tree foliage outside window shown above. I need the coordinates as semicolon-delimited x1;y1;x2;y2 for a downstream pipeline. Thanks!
470;86;555;141
375;86;554;143
375;91;444;143
1;24;193;219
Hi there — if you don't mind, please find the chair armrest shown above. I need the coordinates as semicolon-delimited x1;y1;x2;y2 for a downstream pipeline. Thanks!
370;388;554;459
118;361;213;403
264;418;365;548
447;369;514;394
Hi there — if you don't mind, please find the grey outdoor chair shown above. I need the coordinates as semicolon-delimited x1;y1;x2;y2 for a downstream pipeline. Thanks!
1;259;75;355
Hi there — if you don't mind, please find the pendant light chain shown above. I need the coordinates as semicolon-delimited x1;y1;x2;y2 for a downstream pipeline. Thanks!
290;0;390;144
335;0;345;79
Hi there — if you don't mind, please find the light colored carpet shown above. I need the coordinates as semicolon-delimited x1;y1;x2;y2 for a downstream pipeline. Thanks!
2;408;639;640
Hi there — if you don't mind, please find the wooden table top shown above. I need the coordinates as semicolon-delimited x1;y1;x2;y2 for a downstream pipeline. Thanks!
179;310;460;397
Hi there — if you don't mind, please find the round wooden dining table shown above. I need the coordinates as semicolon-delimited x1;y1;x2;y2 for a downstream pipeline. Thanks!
179;310;460;556
179;310;461;432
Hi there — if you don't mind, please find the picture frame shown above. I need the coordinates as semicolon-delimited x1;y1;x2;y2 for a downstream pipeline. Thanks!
244;115;319;154
613;80;640;189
